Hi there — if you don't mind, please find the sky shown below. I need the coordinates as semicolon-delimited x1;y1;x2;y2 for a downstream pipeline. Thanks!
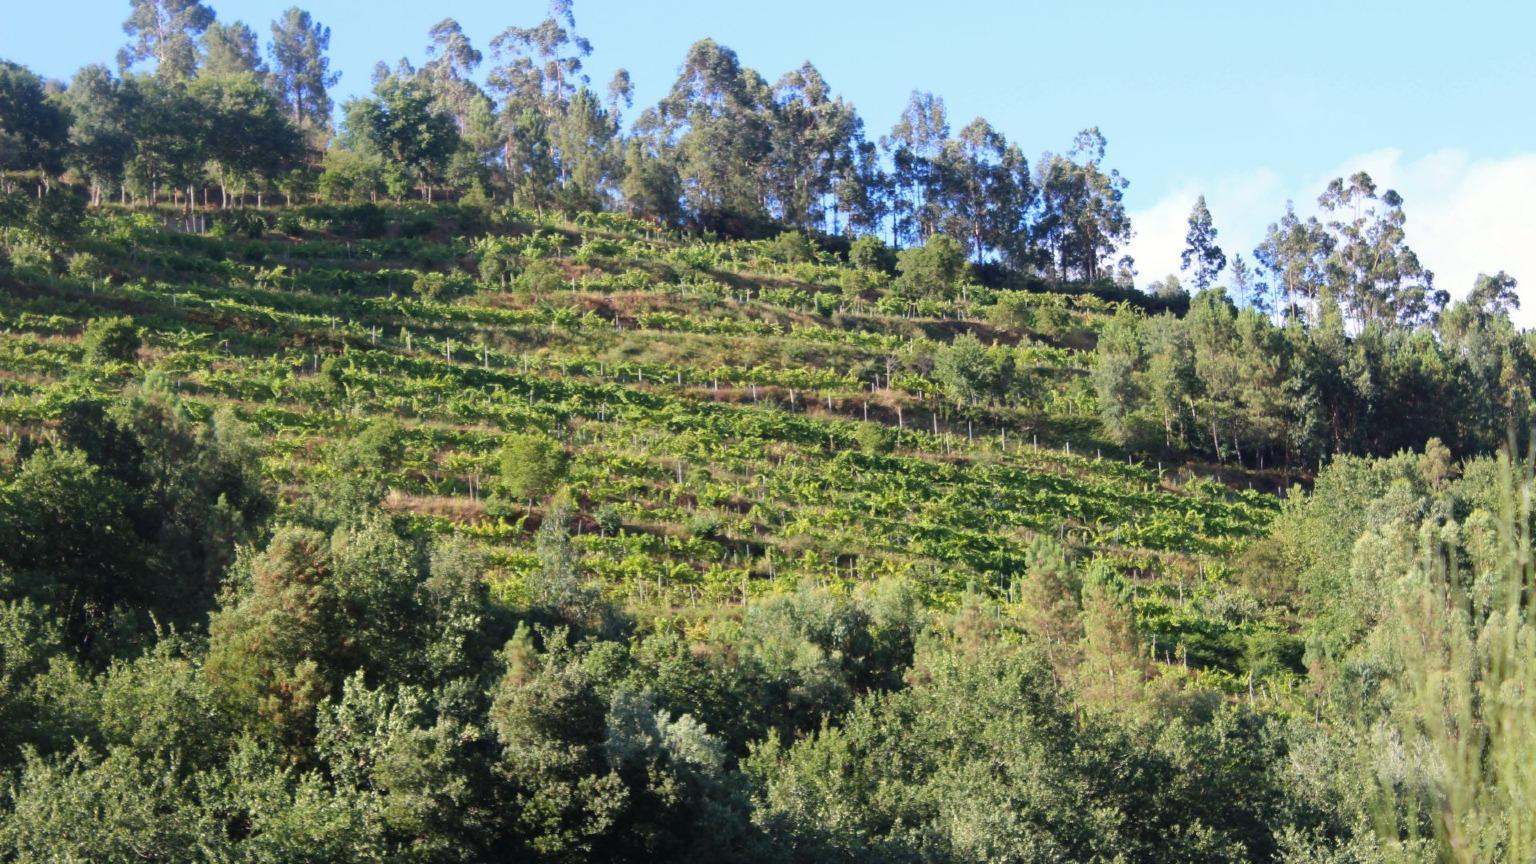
4;0;1535;314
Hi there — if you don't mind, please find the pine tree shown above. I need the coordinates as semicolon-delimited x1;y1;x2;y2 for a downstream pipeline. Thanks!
1180;194;1227;291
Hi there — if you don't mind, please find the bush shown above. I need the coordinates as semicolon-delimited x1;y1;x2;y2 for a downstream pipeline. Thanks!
894;234;967;299
1;229;54;273
515;259;565;296
686;510;724;539
499;431;567;501
849;235;897;274
594;504;623;536
400;214;436;238
855;421;896;454
66;252;105;282
412;272;473;303
768;230;815;264
80;316;140;364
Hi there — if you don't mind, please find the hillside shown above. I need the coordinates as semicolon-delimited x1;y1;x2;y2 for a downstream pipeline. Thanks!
3;3;1535;853
0;203;1287;672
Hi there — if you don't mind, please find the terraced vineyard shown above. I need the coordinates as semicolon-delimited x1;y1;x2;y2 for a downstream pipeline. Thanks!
0;204;1289;685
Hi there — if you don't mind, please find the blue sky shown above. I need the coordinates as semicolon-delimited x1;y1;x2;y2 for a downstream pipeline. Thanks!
5;0;1536;306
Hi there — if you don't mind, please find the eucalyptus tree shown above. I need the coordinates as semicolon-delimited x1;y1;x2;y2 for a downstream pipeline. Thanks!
486;1;603;208
936;117;1034;263
1254;201;1331;322
422;18;484;133
620;111;682;224
883;90;949;245
1467;270;1519;318
767;62;860;231
836;138;889;238
657;39;775;230
1032;128;1131;284
1317;172;1442;326
487;0;591;117
118;0;215;81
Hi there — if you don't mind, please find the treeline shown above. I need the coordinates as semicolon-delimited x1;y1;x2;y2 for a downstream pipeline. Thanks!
1;0;1134;281
5;2;1517;316
1091;278;1533;470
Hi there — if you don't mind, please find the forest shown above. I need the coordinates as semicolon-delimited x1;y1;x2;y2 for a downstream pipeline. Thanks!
0;0;1533;861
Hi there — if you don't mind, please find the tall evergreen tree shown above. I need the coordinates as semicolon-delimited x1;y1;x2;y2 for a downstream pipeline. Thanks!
118;0;215;81
200;21;265;78
884;90;948;245
1180;194;1227;291
268;7;339;135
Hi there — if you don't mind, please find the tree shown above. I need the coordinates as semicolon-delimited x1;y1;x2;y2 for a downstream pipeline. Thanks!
884;90;948;245
0;61;68;187
487;0;592;116
121;75;203;207
269;7;339;136
1017;536;1082;675
1254;201;1331;322
933;332;1010;406
187;72;302;207
345;72;459;201
59;65;134;205
657;39;775;232
118;0;215;81
620;117;681;224
1093;305;1143;444
499;431;568;503
1180;194;1226;290
487;0;595;202
1317;172;1442;326
1033;128;1131;283
200;20;266;78
423;18;484;132
767;62;859;231
1468;270;1519;317
934;118;1034;264
550;87;622;212
893;233;967;299
1227;252;1260;311
81;316;140;364
848;234;896;274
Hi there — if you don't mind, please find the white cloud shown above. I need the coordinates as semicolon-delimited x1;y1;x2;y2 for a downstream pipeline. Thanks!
1125;150;1536;324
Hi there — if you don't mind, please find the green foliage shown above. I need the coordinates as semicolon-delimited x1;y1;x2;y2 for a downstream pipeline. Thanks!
768;230;815;264
894;233;968;299
848;234;897;274
933;332;1011;405
80;315;140;364
499;431;568;502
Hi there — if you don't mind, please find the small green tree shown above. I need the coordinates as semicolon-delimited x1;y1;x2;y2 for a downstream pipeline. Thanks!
894;233;967;299
933;332;1010;406
854;421;896;454
515;259;564;296
80;316;140;365
768;230;815;264
499;431;567;503
848;235;896;275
